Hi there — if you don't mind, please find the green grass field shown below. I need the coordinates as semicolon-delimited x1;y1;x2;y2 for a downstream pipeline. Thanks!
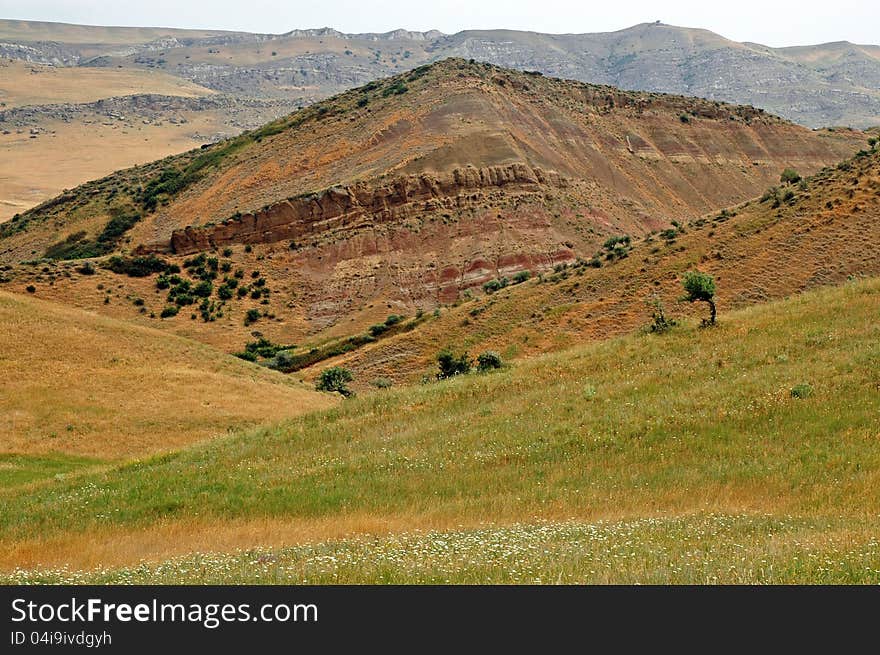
2;278;879;583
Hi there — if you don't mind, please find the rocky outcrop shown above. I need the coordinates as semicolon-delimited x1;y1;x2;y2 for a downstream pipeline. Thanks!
168;163;568;254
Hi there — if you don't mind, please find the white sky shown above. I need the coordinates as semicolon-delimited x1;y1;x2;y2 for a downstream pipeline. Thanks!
0;0;876;47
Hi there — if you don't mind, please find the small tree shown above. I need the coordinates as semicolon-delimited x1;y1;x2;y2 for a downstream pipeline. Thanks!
682;271;717;326
780;168;801;185
316;366;354;397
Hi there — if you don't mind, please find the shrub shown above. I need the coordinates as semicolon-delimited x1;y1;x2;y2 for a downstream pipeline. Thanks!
104;255;169;277
513;270;531;284
790;383;813;399
483;278;509;294
780;168;801;185
244;308;261;326
316;366;354;397
477;351;503;371
369;323;389;337
217;284;233;300
647;296;676;334
371;377;393;389
160;306;179;318
385;314;404;326
381;81;408;97
194;280;213;298
681;271;717;326
437;349;472;379
25;285;36;293
603;235;631;250
77;262;96;275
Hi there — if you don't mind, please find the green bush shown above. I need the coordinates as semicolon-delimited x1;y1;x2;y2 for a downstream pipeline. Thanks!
104;255;169;277
512;271;531;284
77;262;96;275
790;383;813;399
437;350;472;379
647;296;676;334
477;351;503;372
194;281;213;298
160;306;179;318
603;235;631;250
371;377;393;389
780;168;801;185
316;367;354;397
483;277;509;294
382;81;409;97
369;323;389;337
244;309;261;326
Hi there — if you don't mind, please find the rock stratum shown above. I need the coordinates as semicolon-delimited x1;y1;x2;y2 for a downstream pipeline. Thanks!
167;164;567;254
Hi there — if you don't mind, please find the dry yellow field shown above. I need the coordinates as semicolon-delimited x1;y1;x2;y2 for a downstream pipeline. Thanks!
0;113;228;222
0;290;335;458
0;59;212;108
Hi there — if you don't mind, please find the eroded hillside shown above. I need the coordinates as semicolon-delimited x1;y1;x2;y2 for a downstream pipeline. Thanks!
0;60;866;346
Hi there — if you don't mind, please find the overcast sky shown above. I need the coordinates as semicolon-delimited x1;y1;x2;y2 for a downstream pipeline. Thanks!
1;0;876;47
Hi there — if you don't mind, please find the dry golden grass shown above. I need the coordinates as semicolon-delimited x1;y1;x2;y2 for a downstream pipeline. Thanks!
0;112;228;222
0;60;212;109
0;290;335;458
0;278;878;580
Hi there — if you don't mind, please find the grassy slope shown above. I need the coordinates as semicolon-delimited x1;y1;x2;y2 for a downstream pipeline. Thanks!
0;290;335;459
1;277;878;581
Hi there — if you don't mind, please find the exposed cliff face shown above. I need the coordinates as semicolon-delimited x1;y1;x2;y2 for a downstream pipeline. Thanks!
168;163;568;254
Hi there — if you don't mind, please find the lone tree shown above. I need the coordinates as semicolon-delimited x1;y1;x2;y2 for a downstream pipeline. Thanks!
682;271;717;326
316;366;354;397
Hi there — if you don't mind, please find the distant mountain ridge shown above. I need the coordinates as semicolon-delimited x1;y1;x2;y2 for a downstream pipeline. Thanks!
1;19;878;127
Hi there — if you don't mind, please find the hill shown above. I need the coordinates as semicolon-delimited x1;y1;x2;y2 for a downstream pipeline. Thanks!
1;19;877;222
0;290;334;460
1;19;878;128
1;277;877;580
0;60;865;351
320;146;880;386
